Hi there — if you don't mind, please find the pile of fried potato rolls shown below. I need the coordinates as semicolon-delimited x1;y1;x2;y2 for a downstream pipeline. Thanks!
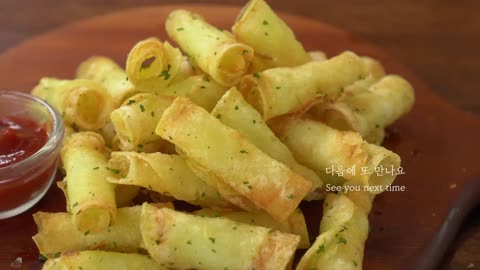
32;0;414;269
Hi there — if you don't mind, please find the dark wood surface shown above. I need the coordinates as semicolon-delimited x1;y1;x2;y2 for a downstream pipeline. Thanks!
0;2;479;270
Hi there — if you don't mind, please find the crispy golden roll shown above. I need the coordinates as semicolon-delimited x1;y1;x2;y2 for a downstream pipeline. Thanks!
337;56;385;97
34;204;169;257
233;0;310;72
42;251;167;270
166;10;254;86
160;75;228;111
296;184;373;270
195;207;310;249
156;97;312;221
33;204;173;258
32;78;114;130
238;51;368;121
110;93;174;152
270;117;401;194
310;75;414;145
180;155;259;212
57;178;138;214
61;132;116;233
76;56;137;107
107;152;232;208
141;204;300;270
211;88;323;199
125;37;184;92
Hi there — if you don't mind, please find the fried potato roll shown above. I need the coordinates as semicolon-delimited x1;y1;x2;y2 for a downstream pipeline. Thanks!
33;204;172;257
110;93;174;152
141;204;299;270
156;97;312;221
166;10;254;86
270;117;401;194
310;75;415;144
211;88;323;199
238;51;368;120
233;0;310;72
195;207;310;249
76;56;137;107
42;251;167;270
126;37;184;92
61;132;116;233
32;78;114;130
296;184;373;270
106;152;232;208
160;75;228;111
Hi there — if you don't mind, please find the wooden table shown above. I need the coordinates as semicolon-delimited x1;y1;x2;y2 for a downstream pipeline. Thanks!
0;1;478;269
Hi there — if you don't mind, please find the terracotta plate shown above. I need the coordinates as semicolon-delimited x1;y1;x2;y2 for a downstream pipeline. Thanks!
0;5;479;270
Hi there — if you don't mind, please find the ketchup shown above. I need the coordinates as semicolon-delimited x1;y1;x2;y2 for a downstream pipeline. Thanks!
0;116;48;168
0;116;57;212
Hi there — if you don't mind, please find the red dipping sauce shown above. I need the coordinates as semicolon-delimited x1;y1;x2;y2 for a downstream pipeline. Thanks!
0;91;64;219
0;116;49;168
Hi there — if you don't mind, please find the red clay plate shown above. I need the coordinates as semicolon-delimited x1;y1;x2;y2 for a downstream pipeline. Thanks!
0;5;479;270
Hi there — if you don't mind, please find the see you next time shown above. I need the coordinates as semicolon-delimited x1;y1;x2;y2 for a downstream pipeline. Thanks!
325;183;407;193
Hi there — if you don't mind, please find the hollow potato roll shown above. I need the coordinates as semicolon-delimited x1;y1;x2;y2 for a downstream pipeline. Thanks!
159;75;228;111
211;88;323;199
195;207;310;249
233;0;310;71
141;204;299;270
270;117;401;194
238;51;368;120
106;152;232;208
311;75;415;144
126;37;184;92
76;56;137;107
32;78;114;130
33;204;173;257
297;184;373;270
166;10;254;86
42;251;167;270
61;132;116;233
156;97;312;221
110;93;174;152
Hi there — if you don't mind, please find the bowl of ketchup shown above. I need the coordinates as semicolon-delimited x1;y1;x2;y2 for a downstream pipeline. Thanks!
0;91;64;219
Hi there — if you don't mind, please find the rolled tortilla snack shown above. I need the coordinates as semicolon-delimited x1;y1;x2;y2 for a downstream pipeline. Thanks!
166;9;254;86
180;154;259;212
61;132;116;233
296;185;372;270
156;97;312;221
211;88;323;199
141;204;300;270
338;56;385;97
126;37;184;92
42;251;167;270
110;93;174;152
270;117;401;194
33;204;172;257
160;75;228;111
76;56;137;107
195;207;310;249
233;0;310;71
238;51;368;120
106;152;232;208
31;78;114;130
310;75;415;145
